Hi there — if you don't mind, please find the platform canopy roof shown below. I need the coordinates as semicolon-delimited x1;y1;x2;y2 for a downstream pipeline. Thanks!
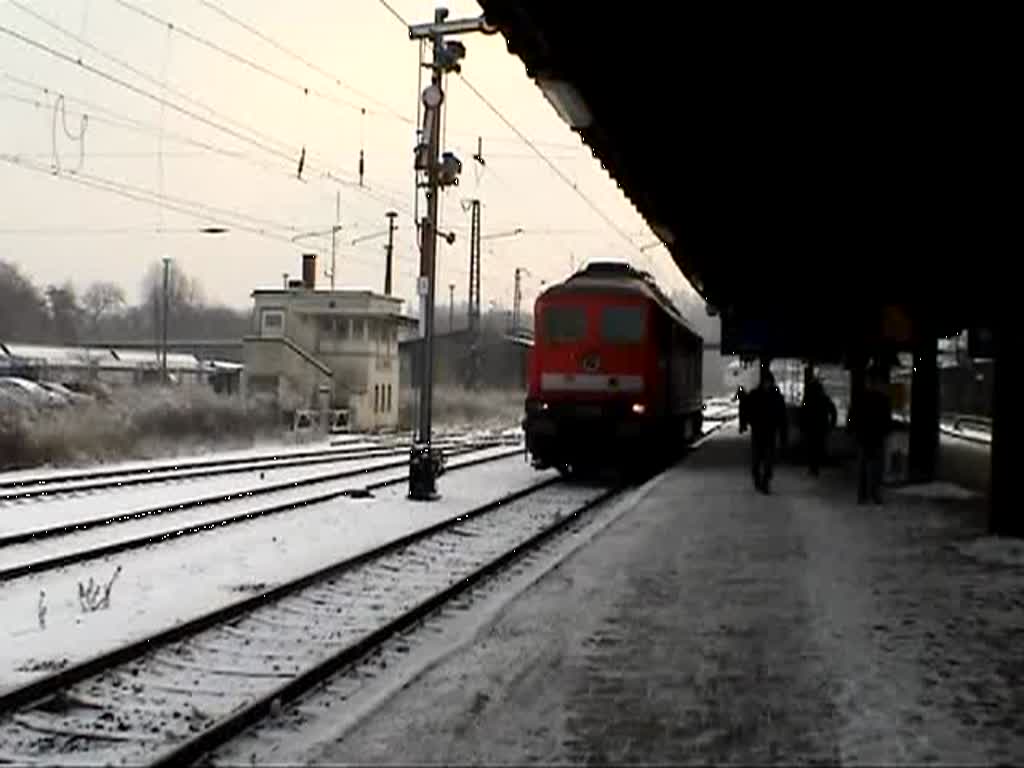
476;3;1002;352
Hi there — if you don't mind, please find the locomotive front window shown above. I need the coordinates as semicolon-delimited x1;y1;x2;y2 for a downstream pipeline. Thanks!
544;305;587;343
601;305;645;343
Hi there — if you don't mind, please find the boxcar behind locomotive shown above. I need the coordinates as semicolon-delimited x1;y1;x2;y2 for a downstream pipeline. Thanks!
524;262;704;474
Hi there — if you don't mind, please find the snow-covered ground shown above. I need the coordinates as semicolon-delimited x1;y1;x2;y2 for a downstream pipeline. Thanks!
0;450;420;540
0;451;553;693
0;445;518;578
0;435;371;486
278;428;1023;765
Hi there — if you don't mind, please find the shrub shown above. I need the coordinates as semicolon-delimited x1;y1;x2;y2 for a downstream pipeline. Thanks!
398;387;524;431
0;386;282;471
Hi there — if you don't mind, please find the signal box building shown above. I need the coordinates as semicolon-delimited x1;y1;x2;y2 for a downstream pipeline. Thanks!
242;254;416;430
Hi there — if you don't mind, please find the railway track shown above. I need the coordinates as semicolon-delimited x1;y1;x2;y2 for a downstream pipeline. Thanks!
0;443;527;582
0;478;619;766
0;438;518;546
0;434;518;503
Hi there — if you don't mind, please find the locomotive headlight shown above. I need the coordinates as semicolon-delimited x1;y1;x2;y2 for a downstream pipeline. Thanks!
631;403;646;415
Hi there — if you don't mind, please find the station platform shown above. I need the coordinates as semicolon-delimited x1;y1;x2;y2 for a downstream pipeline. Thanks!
310;426;1022;764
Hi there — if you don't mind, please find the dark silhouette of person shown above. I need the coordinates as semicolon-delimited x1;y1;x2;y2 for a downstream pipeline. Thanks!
800;375;837;475
739;370;788;493
851;368;893;504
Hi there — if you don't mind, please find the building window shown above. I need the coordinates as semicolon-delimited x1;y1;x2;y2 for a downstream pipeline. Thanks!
353;318;364;340
336;317;349;339
319;315;332;332
260;309;285;337
374;384;380;413
386;383;392;412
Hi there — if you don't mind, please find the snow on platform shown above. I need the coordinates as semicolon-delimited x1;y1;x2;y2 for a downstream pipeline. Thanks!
0;451;551;692
304;426;1022;765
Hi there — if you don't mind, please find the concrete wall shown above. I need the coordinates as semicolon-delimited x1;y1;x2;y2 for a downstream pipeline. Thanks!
242;336;332;410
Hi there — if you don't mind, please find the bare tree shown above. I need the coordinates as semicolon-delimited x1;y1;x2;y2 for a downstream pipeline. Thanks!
82;281;126;338
140;261;205;321
0;260;51;342
46;282;82;345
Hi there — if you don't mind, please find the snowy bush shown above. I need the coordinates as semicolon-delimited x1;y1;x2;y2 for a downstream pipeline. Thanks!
0;386;282;470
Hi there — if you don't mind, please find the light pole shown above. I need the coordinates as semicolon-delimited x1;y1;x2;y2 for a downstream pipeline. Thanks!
448;283;455;332
156;227;229;381
160;256;170;383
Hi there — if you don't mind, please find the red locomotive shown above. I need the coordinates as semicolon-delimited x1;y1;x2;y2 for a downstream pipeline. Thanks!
524;261;704;475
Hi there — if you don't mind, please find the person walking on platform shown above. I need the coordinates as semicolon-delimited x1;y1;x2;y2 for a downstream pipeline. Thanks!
851;368;893;504
739;370;788;494
800;374;837;476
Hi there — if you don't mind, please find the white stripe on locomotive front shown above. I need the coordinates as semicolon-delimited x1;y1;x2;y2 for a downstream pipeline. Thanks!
540;373;644;393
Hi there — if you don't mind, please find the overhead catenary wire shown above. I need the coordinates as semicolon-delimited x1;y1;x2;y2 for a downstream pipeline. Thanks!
0;16;409;201
196;0;413;125
455;74;652;264
375;0;409;27
3;2;304;169
366;1;662;279
0;11;397;203
113;0;372;118
0;37;410;214
0;23;305;165
0;85;290;179
0;153;424;281
1;153;298;240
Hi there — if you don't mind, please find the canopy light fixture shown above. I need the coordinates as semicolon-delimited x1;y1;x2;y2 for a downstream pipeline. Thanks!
651;223;676;246
537;78;592;129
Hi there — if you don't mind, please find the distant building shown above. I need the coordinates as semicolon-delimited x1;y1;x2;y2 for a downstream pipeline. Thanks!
399;329;531;392
242;254;417;430
0;342;237;390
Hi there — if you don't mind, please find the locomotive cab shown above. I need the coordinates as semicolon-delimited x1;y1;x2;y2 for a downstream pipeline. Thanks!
524;262;703;475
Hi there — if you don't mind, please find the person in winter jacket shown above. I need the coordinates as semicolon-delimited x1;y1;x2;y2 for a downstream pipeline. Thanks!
800;375;837;475
849;368;893;504
739;370;788;493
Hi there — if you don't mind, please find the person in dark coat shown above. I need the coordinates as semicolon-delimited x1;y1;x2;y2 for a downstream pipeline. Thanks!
739;370;788;493
800;375;837;475
851;369;893;504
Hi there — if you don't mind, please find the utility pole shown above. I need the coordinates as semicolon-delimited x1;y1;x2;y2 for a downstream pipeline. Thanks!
160;256;171;383
467;198;482;336
512;267;523;334
448;283;455;332
384;210;397;296
329;191;340;290
407;6;491;500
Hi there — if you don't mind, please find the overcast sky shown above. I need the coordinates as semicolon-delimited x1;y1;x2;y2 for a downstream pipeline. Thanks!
0;0;697;313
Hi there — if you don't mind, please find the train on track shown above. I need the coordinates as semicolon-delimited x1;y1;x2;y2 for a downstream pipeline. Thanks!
524;261;704;475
